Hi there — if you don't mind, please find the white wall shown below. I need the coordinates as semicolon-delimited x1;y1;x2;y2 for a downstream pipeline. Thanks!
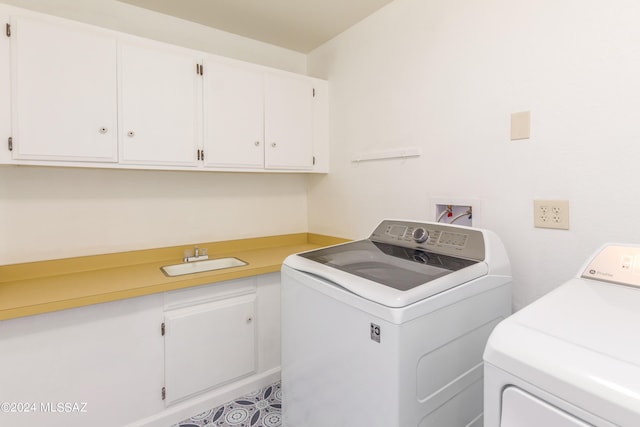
0;1;309;264
0;167;308;264
307;0;640;309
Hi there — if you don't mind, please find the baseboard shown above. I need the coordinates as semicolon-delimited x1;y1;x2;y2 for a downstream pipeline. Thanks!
127;367;281;427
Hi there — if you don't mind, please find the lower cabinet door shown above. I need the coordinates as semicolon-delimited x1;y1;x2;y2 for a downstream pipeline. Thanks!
164;293;256;405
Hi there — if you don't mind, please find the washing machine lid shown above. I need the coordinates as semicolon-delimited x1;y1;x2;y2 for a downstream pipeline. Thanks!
284;220;492;307
484;277;640;426
297;239;479;291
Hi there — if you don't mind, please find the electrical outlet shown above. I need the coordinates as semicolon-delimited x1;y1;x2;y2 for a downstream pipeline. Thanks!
534;200;569;230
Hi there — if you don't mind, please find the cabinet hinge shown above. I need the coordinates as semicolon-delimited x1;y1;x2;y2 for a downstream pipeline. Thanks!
5;23;10;37
161;386;166;400
161;322;165;336
8;137;13;151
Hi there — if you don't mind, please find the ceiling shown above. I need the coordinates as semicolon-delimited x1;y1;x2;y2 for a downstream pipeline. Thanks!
117;0;394;53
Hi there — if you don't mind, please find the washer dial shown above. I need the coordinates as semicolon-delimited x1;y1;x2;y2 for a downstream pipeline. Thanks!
412;227;429;243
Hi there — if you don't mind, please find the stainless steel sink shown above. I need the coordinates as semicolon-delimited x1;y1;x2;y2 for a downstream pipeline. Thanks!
161;257;248;277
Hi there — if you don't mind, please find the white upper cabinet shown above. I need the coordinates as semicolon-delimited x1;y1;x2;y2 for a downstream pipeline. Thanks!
118;40;201;167
264;72;314;170
3;7;328;173
204;63;316;171
9;16;118;162
203;59;264;169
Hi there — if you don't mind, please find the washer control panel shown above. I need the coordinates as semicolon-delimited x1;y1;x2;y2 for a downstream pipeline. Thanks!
370;219;485;261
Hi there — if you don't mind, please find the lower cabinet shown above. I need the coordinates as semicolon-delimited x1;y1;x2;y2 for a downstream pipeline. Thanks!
0;293;165;427
0;274;281;427
164;292;257;404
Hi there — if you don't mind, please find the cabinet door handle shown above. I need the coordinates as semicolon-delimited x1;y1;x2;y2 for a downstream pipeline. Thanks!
271;142;277;148
246;316;253;323
99;127;108;134
127;131;135;137
254;141;260;147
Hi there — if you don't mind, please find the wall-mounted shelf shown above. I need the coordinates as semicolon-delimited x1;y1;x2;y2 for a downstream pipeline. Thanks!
352;147;421;163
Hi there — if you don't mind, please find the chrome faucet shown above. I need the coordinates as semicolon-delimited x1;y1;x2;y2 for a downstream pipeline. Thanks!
183;246;209;263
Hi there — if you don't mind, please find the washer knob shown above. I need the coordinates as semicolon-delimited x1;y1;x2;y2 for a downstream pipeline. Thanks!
412;227;429;243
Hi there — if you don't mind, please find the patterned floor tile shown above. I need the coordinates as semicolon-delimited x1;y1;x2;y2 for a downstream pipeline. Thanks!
175;382;281;427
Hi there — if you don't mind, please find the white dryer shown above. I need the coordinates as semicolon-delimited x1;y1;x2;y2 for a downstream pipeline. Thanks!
484;244;640;427
281;220;512;427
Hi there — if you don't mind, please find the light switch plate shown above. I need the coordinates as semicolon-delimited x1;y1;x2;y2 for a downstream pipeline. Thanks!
511;111;531;140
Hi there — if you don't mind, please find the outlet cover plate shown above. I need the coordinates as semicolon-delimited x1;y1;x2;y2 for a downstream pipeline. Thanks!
534;199;569;230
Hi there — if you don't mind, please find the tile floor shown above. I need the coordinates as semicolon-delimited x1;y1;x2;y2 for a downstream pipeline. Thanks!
174;382;282;427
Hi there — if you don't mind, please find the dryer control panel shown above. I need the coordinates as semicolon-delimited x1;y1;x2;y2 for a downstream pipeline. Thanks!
581;244;640;288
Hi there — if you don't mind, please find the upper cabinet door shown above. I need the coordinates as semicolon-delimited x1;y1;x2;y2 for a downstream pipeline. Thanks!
10;16;118;162
0;13;11;165
118;40;201;167
203;59;264;169
264;73;314;170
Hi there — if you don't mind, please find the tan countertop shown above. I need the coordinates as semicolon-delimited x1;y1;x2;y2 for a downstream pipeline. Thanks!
0;233;348;321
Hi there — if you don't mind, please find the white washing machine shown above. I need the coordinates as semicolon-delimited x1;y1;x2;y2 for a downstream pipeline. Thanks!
281;219;512;426
484;243;640;427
